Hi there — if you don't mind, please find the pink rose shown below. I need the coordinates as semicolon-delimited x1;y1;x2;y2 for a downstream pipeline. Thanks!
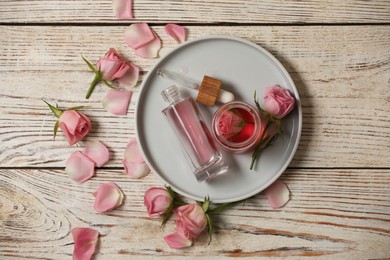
164;204;207;249
263;85;295;118
218;110;244;139
144;187;173;216
96;48;130;81
59;110;91;145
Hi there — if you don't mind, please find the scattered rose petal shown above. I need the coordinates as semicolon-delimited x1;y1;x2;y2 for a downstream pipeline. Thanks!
164;24;187;43
124;23;155;49
117;62;139;89
102;89;133;115
264;180;290;208
122;160;150;179
112;0;133;19
124;24;161;58
164;232;192;249
65;151;95;183
82;141;110;167
123;137;145;163
134;31;161;58
93;182;124;213
72;227;99;260
122;138;150;178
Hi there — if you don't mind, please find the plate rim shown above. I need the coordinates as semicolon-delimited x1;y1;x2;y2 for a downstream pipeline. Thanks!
135;35;302;203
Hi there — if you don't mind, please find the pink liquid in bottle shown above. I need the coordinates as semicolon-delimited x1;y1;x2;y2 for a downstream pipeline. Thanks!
162;86;228;182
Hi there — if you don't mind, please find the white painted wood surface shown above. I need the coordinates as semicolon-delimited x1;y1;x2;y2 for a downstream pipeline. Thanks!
0;0;389;23
0;1;389;259
0;169;389;259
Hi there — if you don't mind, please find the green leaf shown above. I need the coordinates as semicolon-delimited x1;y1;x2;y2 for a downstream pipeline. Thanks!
53;120;59;139
81;55;97;72
253;91;261;112
237;120;245;128
205;213;213;245
202;197;210;212
42;99;63;118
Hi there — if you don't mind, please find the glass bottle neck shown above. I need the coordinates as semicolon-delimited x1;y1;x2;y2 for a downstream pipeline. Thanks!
161;85;183;105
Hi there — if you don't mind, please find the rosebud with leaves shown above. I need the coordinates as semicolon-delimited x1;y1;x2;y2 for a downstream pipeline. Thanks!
43;100;91;145
150;189;245;249
250;85;295;170
82;48;139;99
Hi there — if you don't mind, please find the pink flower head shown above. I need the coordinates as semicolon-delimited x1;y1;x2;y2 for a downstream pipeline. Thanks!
144;187;173;216
122;137;151;178
112;0;133;19
71;227;99;260
65;151;95;183
218;110;244;139
124;23;161;58
96;48;130;81
93;182;124;213
59;110;91;145
174;204;207;239
263;85;295;119
164;24;187;43
164;204;207;249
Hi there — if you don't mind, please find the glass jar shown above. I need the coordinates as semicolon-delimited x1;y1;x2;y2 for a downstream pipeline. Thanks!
212;101;262;153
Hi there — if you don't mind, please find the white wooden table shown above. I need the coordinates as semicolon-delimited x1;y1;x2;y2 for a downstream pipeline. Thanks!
0;1;389;259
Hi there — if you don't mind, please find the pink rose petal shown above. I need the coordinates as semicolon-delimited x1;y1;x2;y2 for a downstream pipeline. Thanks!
117;62;139;89
82;141;110;168
123;138;150;178
122;160;150;179
123;137;145;163
164;24;187;43
65;151;95;183
72;227;99;260
134;31;161;58
112;0;133;19
264;180;290;209
124;23;155;49
102;89;133;115
93;182;124;213
164;232;192;249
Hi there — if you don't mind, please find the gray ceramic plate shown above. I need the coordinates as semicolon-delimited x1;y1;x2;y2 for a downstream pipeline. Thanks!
135;36;302;203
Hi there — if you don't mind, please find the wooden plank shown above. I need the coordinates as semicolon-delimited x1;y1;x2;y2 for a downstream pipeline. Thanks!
0;169;389;258
0;25;389;168
0;0;389;24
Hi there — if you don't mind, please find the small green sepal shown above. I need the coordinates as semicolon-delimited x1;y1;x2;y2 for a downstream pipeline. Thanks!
42;99;63;118
53;120;59;139
205;213;213;245
82;55;97;73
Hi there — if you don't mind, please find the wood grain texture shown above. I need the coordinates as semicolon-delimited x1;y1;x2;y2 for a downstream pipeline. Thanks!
0;0;389;24
0;169;389;259
0;25;389;168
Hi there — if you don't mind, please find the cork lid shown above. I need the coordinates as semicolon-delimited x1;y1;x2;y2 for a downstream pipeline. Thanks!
196;76;222;107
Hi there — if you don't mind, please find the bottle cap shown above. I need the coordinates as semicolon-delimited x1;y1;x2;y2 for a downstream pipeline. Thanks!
196;76;222;107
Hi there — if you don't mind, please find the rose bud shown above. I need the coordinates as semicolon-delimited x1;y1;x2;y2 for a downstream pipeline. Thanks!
263;85;295;119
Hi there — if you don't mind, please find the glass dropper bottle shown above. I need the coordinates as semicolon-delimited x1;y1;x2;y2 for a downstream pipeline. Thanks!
161;85;229;182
